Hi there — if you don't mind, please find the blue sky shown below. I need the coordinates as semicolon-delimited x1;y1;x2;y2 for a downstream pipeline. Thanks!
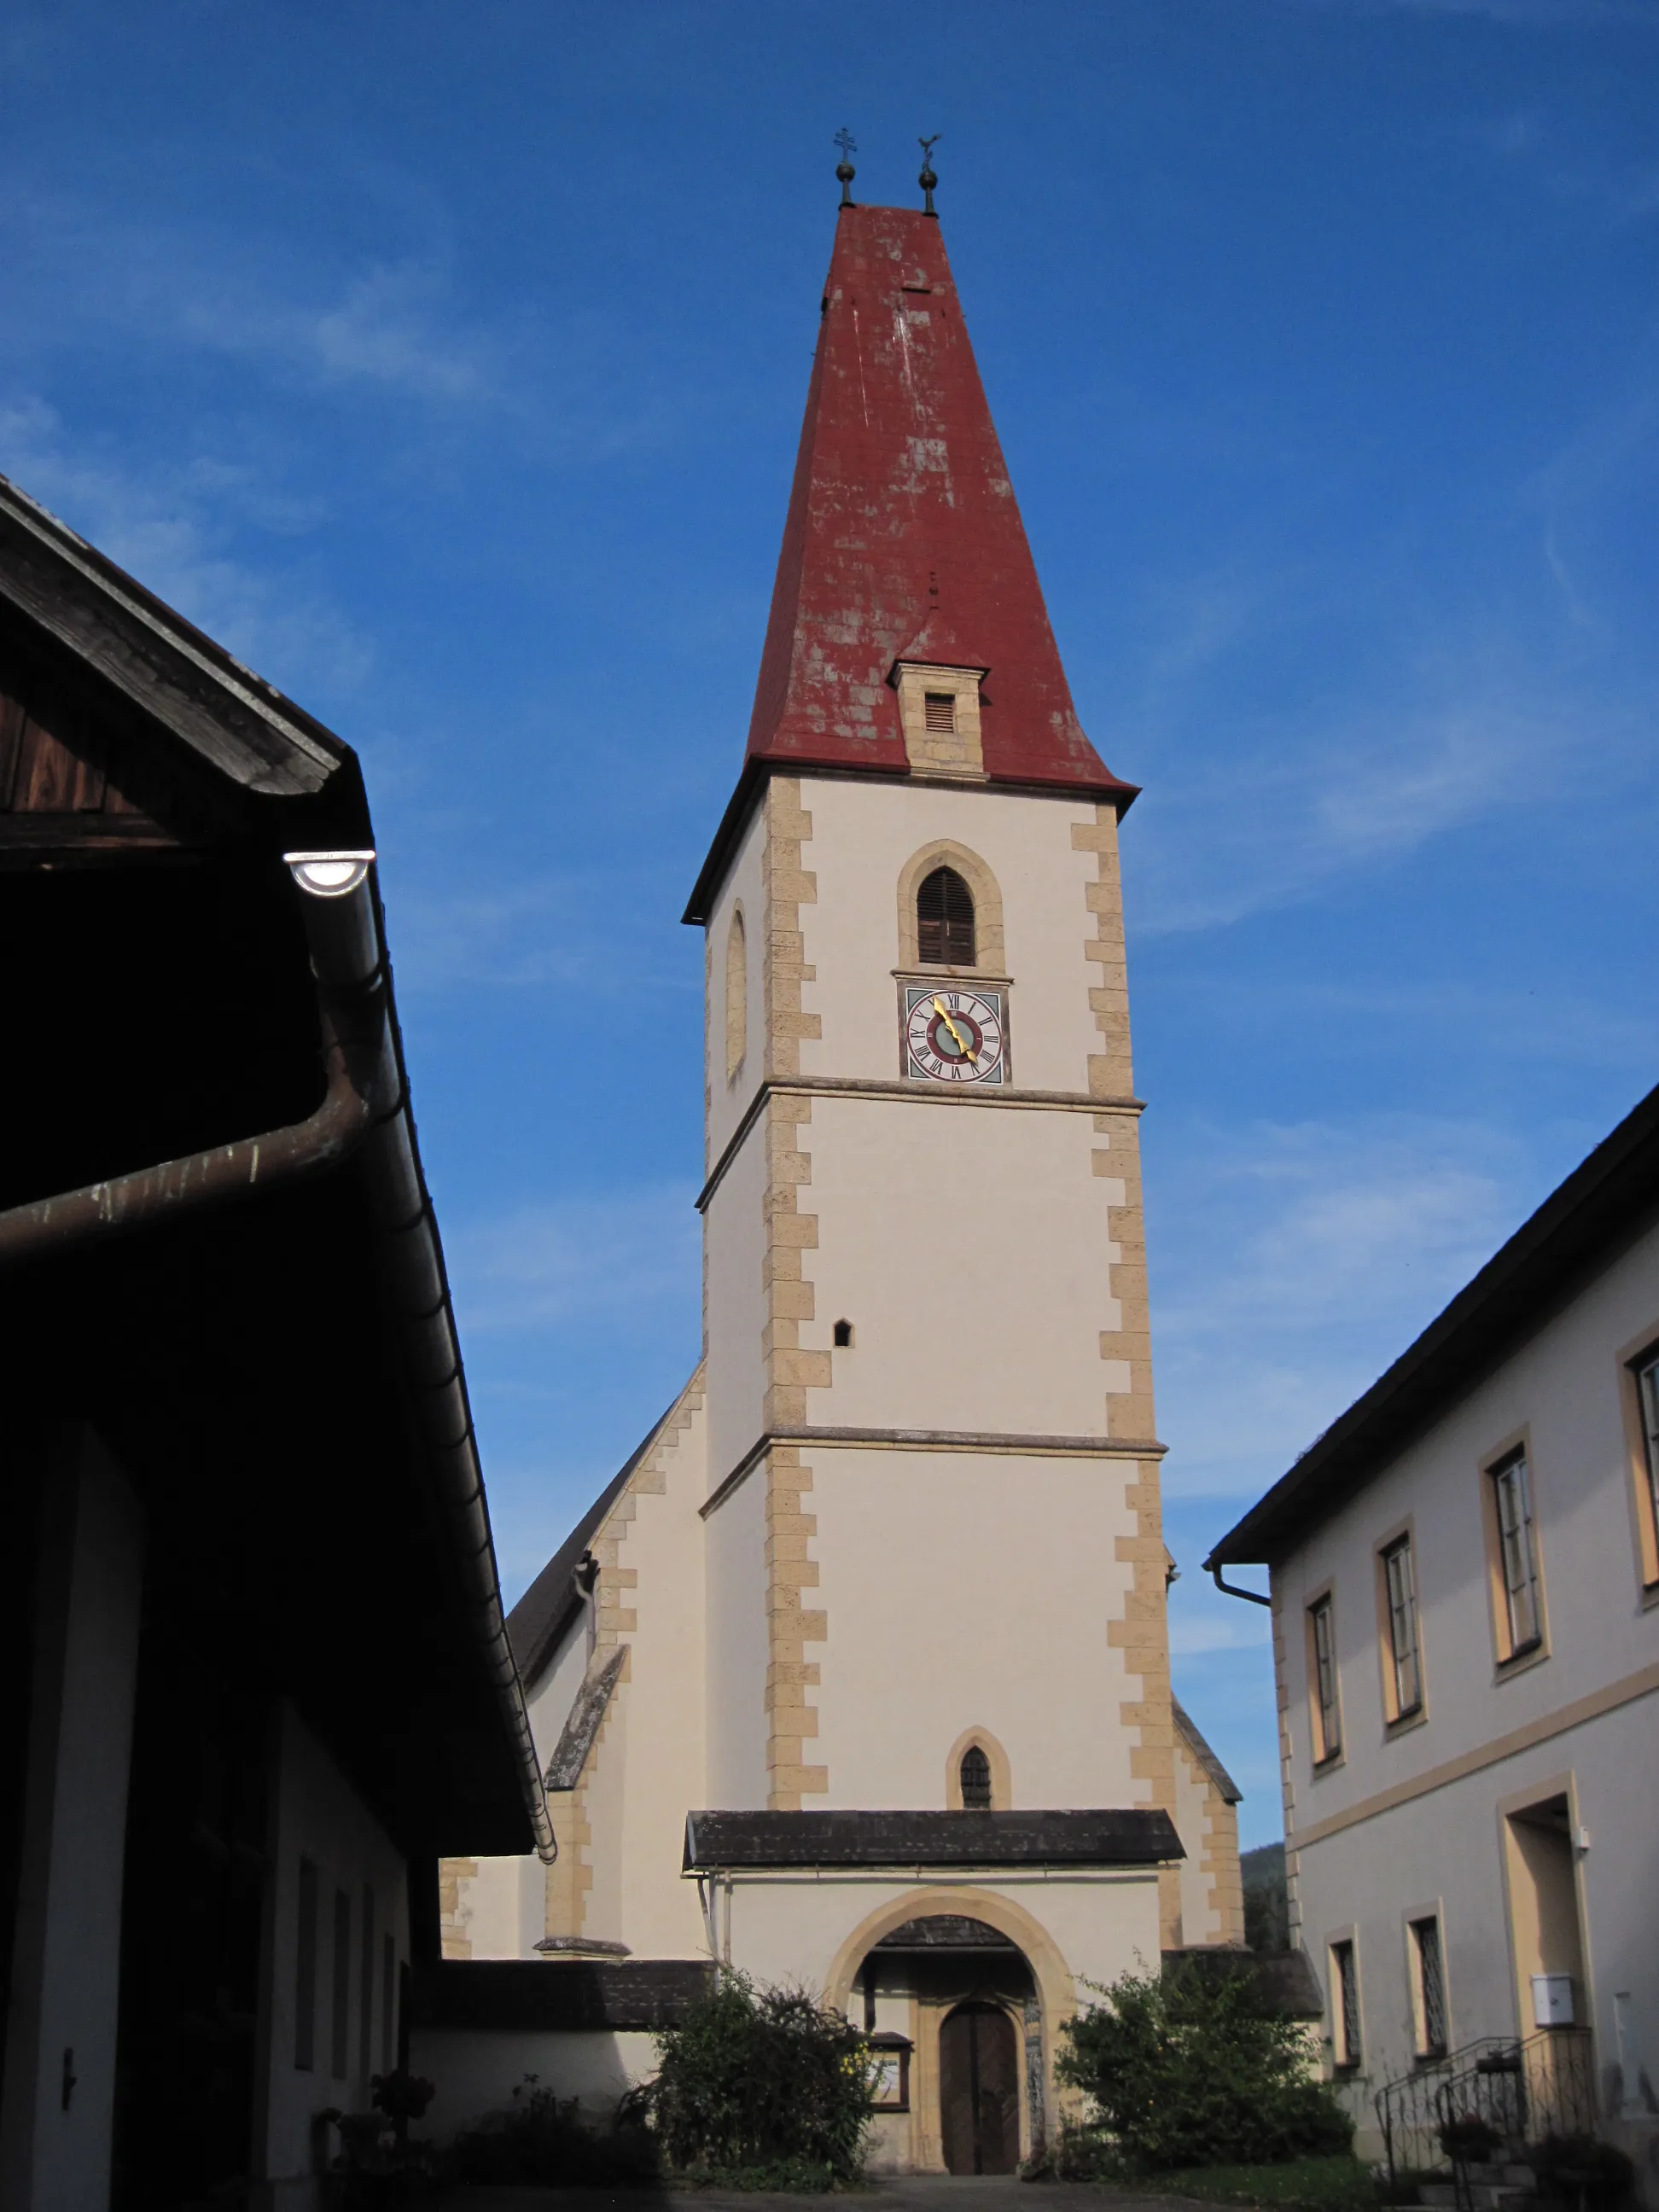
4;0;1656;1846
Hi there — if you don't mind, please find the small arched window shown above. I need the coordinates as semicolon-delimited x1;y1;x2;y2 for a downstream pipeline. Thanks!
917;866;975;967
959;1744;992;1810
725;905;747;1080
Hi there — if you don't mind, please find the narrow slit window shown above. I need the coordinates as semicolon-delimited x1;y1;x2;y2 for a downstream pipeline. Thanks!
1331;1939;1362;2068
923;690;957;733
331;1889;352;2080
917;865;975;966
1382;1536;1422;1718
381;1933;396;2071
1492;1452;1542;1656
294;1858;318;2071
833;1318;853;1348
959;1744;992;1809
1309;1595;1341;1763
1411;1917;1447;2058
359;1885;375;2085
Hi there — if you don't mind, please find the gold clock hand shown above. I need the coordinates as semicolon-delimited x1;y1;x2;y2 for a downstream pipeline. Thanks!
932;995;976;1061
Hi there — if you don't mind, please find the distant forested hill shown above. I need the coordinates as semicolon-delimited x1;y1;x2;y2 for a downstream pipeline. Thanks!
1242;1840;1288;1953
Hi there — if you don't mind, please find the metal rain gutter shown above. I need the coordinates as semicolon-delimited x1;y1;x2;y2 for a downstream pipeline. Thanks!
0;848;556;1866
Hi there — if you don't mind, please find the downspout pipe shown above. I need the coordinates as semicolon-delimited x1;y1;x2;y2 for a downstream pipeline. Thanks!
1207;1561;1273;1608
0;848;556;1865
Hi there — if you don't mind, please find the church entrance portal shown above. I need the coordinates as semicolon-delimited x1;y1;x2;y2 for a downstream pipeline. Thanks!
939;2001;1020;2174
855;1912;1038;2174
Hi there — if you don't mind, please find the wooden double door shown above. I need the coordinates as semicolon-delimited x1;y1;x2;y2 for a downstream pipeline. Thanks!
939;2001;1021;2174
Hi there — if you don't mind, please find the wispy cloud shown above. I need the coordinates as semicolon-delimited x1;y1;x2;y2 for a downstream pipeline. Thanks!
1168;1611;1272;1657
0;395;372;696
1179;974;1659;1077
385;870;699;995
447;1184;701;1336
0;184;503;409
1127;664;1635;936
175;256;501;406
0;185;686;463
1154;1114;1532;1502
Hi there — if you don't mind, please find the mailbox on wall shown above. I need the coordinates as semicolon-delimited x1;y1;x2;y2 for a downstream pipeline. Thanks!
1531;1973;1575;2027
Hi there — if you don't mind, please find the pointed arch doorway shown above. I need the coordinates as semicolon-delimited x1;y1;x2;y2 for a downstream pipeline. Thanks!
939;2000;1020;2174
850;1909;1040;2174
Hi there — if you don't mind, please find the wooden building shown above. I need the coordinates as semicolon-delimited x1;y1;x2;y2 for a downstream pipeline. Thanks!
0;474;550;2211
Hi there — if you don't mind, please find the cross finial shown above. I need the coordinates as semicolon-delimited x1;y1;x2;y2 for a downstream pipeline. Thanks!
834;128;857;210
918;134;940;218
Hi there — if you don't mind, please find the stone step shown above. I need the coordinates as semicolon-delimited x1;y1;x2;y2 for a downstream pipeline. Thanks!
1418;2184;1534;2211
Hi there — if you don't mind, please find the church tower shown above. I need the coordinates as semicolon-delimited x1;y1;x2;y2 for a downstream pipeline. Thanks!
689;197;1173;1854
445;184;1244;2179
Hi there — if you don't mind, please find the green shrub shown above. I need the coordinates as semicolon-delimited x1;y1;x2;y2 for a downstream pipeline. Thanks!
646;1971;872;2180
439;2076;661;2186
1057;1962;1354;2172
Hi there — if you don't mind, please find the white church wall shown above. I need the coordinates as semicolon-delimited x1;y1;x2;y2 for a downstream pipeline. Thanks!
259;1703;410;2202
702;797;768;1175
702;1115;769;1499
527;1610;594;1763
409;2028;659;2142
806;1445;1143;1808
704;1463;770;1808
442;1853;544;1959
602;1395;712;1959
792;776;1101;1094
797;1093;1121;1439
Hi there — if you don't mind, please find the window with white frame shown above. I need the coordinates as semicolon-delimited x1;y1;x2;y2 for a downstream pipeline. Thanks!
1491;1450;1543;1657
1382;1534;1423;1719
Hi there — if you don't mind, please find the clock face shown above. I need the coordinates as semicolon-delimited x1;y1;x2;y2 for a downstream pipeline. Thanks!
903;986;1006;1085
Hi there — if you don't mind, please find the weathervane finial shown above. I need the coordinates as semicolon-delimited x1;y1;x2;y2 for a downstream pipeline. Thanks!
918;135;940;218
834;128;857;211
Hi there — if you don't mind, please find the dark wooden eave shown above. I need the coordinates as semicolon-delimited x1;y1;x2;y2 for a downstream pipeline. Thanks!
411;1958;716;2033
1206;1078;1659;1569
0;471;349;801
683;1807;1183;1871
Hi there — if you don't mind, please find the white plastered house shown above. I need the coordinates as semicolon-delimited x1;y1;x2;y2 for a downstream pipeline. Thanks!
1208;1081;1659;2198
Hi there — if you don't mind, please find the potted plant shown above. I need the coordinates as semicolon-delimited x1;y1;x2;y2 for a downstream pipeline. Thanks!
1439;2114;1504;2167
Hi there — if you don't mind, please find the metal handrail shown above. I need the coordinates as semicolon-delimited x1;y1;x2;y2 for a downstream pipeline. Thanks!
1376;2039;1514;2192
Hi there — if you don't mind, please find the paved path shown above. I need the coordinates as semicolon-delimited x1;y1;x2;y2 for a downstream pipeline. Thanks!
432;2177;1191;2212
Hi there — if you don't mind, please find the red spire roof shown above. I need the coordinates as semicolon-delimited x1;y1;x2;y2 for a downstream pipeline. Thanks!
743;204;1132;800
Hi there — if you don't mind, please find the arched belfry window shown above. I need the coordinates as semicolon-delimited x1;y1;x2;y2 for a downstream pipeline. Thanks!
917;865;975;967
959;1744;992;1810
